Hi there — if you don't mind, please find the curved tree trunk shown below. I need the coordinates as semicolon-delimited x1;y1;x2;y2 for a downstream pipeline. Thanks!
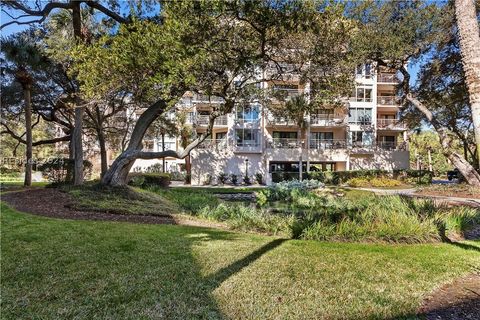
407;94;480;186
23;86;32;187
101;99;170;186
455;0;480;169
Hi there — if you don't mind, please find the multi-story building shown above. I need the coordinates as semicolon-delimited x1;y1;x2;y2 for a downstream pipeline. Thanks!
179;63;409;185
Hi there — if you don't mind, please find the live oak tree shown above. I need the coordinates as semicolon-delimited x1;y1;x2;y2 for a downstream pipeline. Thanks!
351;0;480;185
72;1;312;186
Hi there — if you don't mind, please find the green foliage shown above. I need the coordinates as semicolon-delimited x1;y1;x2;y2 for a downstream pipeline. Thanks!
218;173;228;184
254;172;263;184
243;175;251;185
38;158;92;183
230;174;238;185
347;177;403;188
128;173;171;188
436;207;480;237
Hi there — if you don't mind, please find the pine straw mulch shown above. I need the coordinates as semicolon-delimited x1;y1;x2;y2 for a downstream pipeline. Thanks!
418;273;480;320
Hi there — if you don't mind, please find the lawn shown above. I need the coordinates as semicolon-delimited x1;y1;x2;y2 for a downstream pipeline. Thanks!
2;203;479;319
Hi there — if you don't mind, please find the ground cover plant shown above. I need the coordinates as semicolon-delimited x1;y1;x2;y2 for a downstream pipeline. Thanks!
2;203;480;319
346;177;404;188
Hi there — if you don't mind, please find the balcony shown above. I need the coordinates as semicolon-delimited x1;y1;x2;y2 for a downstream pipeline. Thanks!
197;139;227;150
192;94;224;104
309;139;347;150
310;115;346;126
348;118;372;126
267;138;304;149
349;96;373;103
196;115;228;126
265;63;302;80
377;118;405;130
377;96;401;106
377;73;400;84
376;141;407;151
266;116;297;126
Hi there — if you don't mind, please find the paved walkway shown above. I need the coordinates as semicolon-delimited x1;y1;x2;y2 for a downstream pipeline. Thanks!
345;187;480;208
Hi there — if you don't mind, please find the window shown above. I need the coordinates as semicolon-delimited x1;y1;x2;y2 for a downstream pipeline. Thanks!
310;132;333;141
157;141;176;151
313;109;334;120
273;131;297;139
349;107;372;124
349;131;373;146
356;64;372;79
235;129;259;147
354;87;372;102
215;132;227;140
236;104;260;123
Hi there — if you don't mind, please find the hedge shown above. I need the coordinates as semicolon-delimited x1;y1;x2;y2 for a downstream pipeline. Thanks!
304;169;432;185
128;173;171;188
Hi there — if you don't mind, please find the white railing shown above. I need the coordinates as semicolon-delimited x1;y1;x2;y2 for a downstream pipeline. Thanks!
310;115;346;126
197;139;228;149
348;117;372;125
349;96;373;103
267;138;304;149
196;115;228;126
309;139;347;150
377;118;404;129
192;94;224;104
267;116;297;126
377;73;400;83
377;96;400;105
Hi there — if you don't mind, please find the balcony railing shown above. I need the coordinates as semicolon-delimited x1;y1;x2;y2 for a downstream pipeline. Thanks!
377;73;400;83
310;115;346;126
267;138;304;149
196;115;228;126
377;118;405;129
197;139;227;149
377;96;400;105
309;139;347;150
267;116;297;126
192;94;224;104
348;117;372;125
376;141;407;151
272;88;304;98
349;97;373;103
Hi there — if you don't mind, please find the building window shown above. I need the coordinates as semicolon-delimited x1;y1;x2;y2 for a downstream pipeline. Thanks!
235;128;259;147
157;141;176;151
215;132;226;140
354;87;373;102
356;63;372;79
349;131;373;147
349;107;372;124
236;104;260;123
313;109;334;120
272;131;297;139
310;132;333;141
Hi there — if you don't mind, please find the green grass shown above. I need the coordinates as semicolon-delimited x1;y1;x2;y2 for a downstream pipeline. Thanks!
63;184;178;215
2;203;480;319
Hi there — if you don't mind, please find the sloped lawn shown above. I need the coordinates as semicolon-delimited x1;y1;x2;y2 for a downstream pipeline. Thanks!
1;203;479;319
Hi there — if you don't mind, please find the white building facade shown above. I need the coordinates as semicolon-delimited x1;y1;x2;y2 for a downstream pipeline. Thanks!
132;63;410;185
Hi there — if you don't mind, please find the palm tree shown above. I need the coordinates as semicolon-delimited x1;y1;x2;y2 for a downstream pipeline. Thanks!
455;0;480;169
1;34;46;186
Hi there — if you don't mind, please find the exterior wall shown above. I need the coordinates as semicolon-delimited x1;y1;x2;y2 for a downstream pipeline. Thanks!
349;150;409;171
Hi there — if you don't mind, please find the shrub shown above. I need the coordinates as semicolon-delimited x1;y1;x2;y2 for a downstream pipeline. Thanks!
436;206;480;237
305;171;325;182
38;158;92;183
255;172;263;185
184;173;191;184
230;174;238;185
128;173;170;188
347;177;402;188
218;173;228;184
170;171;186;181
203;174;212;185
243;175;251;185
145;163;163;173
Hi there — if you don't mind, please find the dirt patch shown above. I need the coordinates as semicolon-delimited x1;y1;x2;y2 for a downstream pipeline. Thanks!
418;273;480;320
1;188;226;229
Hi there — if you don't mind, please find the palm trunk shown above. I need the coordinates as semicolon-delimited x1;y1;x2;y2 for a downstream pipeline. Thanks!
455;0;480;169
185;154;191;184
23;86;32;187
